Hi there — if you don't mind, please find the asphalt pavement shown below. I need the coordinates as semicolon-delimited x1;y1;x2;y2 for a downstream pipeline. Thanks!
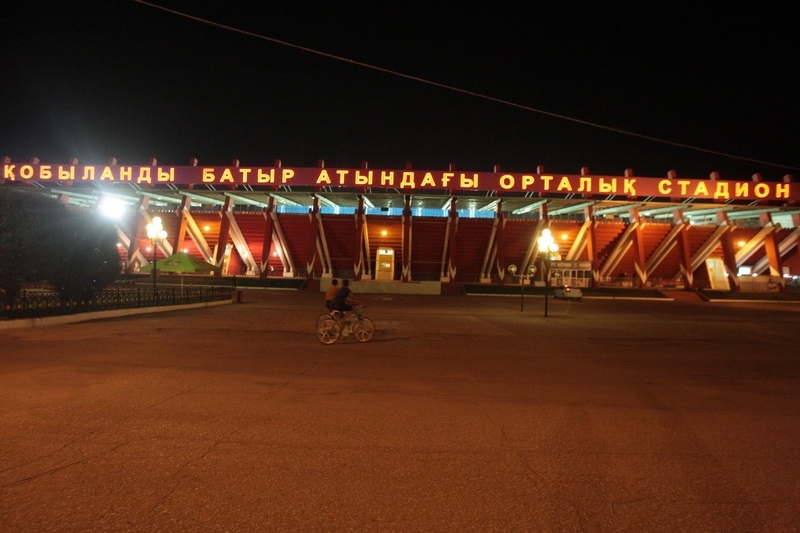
1;290;798;532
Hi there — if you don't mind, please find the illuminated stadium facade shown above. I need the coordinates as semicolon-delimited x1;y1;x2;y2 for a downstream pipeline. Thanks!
3;158;799;293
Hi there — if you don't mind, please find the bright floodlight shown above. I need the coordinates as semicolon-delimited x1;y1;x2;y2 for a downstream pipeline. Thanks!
98;197;126;219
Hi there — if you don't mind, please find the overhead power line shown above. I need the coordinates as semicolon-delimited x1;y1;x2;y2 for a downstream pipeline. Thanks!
135;0;798;173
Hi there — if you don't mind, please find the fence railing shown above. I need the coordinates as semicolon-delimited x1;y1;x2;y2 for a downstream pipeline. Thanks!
1;286;233;320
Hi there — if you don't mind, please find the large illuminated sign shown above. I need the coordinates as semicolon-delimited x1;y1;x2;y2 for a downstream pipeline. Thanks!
2;163;796;202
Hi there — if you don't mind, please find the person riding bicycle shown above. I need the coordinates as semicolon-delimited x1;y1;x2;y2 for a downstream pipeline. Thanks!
331;279;360;317
324;278;339;311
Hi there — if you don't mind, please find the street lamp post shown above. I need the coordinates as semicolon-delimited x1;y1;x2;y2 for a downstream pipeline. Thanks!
508;264;520;310
537;228;559;317
146;217;168;301
508;264;538;312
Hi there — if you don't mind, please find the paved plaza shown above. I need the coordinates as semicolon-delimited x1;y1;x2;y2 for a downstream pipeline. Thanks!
1;290;798;532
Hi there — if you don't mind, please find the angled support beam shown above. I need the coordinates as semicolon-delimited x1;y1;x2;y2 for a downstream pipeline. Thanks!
689;224;730;279
213;197;233;275
441;197;458;281
259;197;275;278
757;212;784;285
270;211;295;277
672;210;695;288
536;203;552;285
224;205;258;275
124;196;149;273
173;196;191;256
480;203;501;283
305;196;319;279
630;207;647;287
599;222;638;281
645;223;683;276
753;226;800;275
565;219;592;262
316;203;333;278
401;195;412;281
494;200;506;284
182;209;213;263
716;212;739;291
522;218;547;278
354;196;366;280
734;224;777;267
582;204;600;287
690;224;730;272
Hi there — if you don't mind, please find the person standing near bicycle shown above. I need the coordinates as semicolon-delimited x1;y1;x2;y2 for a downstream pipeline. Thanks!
332;279;361;316
324;278;339;311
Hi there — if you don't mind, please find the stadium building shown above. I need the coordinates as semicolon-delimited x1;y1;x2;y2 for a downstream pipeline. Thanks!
3;158;799;294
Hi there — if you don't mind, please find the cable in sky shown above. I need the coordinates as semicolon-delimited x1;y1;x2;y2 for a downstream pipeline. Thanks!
134;0;798;172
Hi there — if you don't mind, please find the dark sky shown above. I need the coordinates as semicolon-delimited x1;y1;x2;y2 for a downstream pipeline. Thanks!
2;1;798;181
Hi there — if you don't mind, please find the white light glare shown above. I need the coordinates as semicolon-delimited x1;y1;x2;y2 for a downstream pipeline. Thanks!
98;197;126;219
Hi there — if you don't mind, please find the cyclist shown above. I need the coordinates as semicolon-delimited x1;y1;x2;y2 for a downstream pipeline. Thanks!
324;278;339;311
332;279;360;317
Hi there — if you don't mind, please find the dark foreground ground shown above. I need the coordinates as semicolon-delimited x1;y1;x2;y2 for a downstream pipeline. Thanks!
1;291;798;532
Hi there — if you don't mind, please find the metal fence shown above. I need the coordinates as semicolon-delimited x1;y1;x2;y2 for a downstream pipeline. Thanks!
1;285;233;320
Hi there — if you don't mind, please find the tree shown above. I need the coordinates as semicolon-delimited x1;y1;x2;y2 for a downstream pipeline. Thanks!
0;187;121;305
41;210;122;302
0;187;55;304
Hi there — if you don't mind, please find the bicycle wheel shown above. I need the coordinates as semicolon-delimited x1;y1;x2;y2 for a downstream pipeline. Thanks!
316;312;332;330
317;318;341;344
352;317;374;342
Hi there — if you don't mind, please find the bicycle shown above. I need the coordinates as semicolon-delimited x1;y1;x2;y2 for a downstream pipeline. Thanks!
317;305;374;344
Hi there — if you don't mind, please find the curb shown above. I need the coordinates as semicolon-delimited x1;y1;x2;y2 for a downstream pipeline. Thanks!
0;299;232;330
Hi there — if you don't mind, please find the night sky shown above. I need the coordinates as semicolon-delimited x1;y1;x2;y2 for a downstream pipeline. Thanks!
2;2;798;181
